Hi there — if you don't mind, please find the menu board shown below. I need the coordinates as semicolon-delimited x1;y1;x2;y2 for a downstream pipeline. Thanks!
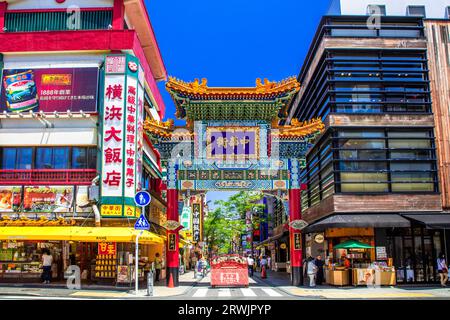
376;246;388;260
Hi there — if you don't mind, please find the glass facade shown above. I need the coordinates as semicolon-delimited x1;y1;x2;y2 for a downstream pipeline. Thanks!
295;49;431;121
301;128;438;210
0;147;97;170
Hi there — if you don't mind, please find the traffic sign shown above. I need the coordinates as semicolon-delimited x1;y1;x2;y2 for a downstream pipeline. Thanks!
134;214;150;230
134;191;151;207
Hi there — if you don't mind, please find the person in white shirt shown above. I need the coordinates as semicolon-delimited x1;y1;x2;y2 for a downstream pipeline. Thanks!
437;253;448;287
267;256;272;271
247;255;255;277
41;249;53;284
306;257;318;287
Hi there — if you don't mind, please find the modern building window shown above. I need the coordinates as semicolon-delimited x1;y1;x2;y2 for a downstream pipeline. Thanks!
407;6;426;17
0;147;96;170
1;148;33;170
446;7;450;19
301;128;438;210
367;5;386;16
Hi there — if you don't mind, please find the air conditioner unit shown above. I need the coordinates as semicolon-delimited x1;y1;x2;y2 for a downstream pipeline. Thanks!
88;185;99;202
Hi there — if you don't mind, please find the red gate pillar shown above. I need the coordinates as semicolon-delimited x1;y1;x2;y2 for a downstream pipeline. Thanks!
288;186;304;286
166;188;179;287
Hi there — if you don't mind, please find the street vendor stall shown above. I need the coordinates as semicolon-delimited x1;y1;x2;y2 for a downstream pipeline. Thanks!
210;254;249;288
326;240;396;286
326;239;396;286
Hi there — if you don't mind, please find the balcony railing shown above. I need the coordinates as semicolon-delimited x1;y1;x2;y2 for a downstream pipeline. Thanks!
0;169;98;185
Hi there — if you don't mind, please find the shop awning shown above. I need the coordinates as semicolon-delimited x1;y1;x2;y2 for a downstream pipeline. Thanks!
401;213;450;229
303;214;411;233
0;227;164;244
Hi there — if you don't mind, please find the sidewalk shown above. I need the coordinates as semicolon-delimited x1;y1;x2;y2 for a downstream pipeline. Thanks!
0;270;202;299
254;270;450;299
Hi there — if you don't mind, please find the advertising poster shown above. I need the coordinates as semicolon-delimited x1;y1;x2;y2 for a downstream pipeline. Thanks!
117;265;130;283
0;186;22;212
75;186;92;213
23;186;74;213
0;68;99;113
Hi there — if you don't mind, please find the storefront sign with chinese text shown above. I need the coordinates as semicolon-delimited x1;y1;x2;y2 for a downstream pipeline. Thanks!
192;203;202;243
206;127;259;160
101;68;125;198
168;233;176;251
294;233;302;250
98;242;117;255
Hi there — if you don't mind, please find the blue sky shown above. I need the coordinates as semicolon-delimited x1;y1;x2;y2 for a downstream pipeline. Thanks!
145;0;331;125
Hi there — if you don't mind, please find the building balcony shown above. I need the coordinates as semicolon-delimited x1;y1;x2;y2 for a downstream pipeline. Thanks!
0;169;98;185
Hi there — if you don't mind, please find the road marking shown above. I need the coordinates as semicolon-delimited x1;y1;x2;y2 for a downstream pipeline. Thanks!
241;288;257;297
193;288;208;297
288;288;435;299
248;278;257;284
261;288;283;297
218;289;231;297
70;291;128;298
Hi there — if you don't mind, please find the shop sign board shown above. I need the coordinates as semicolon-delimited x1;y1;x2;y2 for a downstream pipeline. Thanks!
0;68;99;113
101;205;122;217
98;242;117;255
101;55;144;217
180;205;192;231
192;203;202;243
206;127;260;160
168;233;176;251
294;233;302;251
376;246;388;260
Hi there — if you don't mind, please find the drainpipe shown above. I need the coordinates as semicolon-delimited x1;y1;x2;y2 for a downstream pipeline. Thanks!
92;204;101;227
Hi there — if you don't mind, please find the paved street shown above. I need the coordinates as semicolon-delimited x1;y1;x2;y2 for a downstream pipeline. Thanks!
1;270;449;300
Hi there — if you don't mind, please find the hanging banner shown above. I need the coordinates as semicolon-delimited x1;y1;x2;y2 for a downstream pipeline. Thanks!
192;203;202;243
180;204;192;231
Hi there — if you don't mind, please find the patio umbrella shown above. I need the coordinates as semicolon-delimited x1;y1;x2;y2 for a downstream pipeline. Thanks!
334;239;374;249
334;240;373;270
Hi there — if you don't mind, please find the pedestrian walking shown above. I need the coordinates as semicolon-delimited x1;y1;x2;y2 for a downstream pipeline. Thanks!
154;253;162;282
41;249;53;284
260;255;268;279
307;257;318;287
437;252;448;287
247;255;255;277
267;255;272;271
314;255;325;285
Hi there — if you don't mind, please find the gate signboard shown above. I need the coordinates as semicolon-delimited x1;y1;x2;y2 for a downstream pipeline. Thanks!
210;255;249;288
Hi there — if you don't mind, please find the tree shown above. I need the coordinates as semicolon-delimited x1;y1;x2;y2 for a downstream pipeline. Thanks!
203;191;267;255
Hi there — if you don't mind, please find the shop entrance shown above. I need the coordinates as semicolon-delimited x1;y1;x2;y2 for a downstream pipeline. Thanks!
387;227;445;283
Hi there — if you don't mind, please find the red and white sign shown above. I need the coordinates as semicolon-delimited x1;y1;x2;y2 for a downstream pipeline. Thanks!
124;76;138;198
101;75;125;197
98;242;117;255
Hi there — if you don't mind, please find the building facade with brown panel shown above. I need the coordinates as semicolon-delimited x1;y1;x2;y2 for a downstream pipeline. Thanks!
287;8;450;284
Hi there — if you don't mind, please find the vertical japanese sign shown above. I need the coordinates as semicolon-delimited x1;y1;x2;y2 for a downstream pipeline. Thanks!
192;202;202;243
136;66;145;194
101;55;143;218
101;56;126;198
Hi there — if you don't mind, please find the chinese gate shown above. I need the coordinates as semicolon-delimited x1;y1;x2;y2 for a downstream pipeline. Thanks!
145;77;324;287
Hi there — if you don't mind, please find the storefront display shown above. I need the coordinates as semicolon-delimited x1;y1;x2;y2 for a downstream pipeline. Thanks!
94;254;117;280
